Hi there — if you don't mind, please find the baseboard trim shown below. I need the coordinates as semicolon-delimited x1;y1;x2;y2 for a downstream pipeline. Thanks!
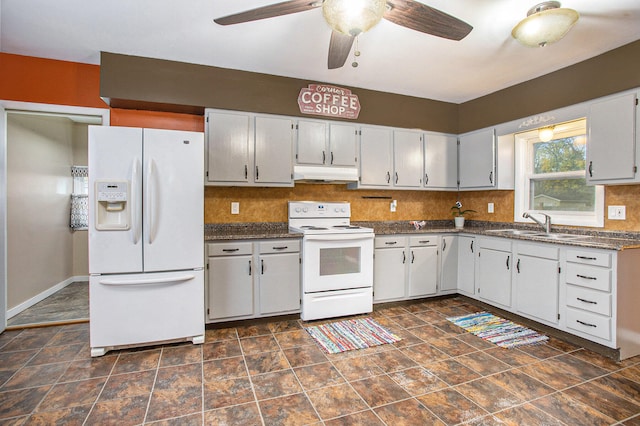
7;276;88;319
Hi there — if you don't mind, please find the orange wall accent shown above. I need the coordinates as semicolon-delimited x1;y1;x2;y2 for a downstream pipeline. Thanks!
0;53;106;108
110;108;204;132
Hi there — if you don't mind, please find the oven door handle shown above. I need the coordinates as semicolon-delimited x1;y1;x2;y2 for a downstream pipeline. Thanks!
303;233;374;242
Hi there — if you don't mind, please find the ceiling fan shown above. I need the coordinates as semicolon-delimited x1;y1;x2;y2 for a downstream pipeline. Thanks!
214;0;473;69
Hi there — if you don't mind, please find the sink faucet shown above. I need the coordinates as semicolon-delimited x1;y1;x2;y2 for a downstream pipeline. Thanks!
523;212;552;233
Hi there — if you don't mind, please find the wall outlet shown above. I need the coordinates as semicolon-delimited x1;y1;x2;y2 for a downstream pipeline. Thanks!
390;200;397;212
231;202;240;215
607;205;625;220
488;202;494;214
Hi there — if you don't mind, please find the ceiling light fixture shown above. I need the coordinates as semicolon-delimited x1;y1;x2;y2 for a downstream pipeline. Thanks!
322;0;387;37
538;126;555;142
511;1;579;48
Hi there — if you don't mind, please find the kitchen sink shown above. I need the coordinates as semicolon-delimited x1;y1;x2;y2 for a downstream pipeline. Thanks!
485;229;541;236
531;233;591;241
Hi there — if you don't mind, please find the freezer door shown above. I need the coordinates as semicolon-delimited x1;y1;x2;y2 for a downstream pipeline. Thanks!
88;126;143;274
90;270;204;351
142;129;204;271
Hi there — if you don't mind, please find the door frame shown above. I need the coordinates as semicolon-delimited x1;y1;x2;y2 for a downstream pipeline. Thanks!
0;100;109;332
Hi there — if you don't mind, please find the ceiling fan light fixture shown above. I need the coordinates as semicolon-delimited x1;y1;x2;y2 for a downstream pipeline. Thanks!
322;0;386;36
538;126;555;142
511;1;579;47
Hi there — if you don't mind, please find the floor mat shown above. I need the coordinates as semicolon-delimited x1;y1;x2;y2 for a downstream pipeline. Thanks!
305;317;402;354
447;311;548;348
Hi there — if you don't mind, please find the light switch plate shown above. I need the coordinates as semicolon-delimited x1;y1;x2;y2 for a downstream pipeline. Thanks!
488;203;494;214
608;205;625;220
231;202;240;215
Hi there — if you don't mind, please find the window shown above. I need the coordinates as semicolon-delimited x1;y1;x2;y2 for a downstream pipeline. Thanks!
514;118;604;227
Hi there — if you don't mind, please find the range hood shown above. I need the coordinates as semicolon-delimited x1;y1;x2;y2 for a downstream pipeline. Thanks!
293;165;358;183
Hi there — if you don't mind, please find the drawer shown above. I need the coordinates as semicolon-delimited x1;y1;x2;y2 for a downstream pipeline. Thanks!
409;235;437;247
259;240;300;254
566;249;611;267
565;263;611;292
479;237;511;252
566;285;611;316
207;242;252;257
517;242;559;260
566;307;611;341
375;236;405;249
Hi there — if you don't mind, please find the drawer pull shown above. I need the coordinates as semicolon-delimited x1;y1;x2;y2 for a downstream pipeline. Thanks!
577;297;597;304
577;256;597;260
272;246;288;250
576;274;597;280
420;240;430;244
385;241;398;245
222;248;240;252
576;319;597;328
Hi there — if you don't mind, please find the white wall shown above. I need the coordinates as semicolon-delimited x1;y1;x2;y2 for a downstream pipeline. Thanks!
72;122;88;277
6;114;83;309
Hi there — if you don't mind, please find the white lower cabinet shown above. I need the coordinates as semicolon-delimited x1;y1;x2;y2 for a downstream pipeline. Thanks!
206;239;300;322
439;235;459;293
457;236;476;296
477;237;512;309
373;235;440;302
514;242;560;326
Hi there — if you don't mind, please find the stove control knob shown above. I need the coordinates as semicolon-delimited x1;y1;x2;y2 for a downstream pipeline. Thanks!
334;207;340;213
303;207;308;213
341;207;346;212
295;207;301;213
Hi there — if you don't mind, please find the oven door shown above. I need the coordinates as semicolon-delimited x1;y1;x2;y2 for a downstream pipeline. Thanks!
302;233;374;293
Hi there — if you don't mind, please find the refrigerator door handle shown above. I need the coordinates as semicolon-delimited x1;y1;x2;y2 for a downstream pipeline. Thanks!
99;274;196;286
131;157;142;244
146;159;159;244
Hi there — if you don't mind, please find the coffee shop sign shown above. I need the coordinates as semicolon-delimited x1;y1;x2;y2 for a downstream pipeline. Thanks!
297;84;361;119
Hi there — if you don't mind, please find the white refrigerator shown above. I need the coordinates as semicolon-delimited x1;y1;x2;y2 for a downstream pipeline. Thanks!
88;126;204;357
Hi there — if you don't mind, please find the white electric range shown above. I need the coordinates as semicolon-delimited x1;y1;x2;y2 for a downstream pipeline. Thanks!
288;201;374;321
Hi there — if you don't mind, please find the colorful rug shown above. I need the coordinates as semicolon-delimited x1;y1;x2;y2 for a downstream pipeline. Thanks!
305;317;402;354
447;312;548;349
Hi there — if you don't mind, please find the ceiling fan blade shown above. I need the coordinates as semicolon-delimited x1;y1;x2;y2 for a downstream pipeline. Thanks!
384;0;472;41
328;31;355;69
214;0;321;25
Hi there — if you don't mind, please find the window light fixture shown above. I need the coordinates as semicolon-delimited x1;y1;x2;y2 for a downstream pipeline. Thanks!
511;1;579;48
322;0;387;36
538;126;555;142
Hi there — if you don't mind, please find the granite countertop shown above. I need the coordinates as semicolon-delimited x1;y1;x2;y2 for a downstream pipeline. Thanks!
205;220;640;250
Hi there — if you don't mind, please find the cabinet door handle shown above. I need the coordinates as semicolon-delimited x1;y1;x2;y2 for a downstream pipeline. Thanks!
272;246;288;250
222;248;240;253
425;173;429;185
331;151;334;165
411;251;415;263
255;166;259;180
516;258;520;273
588;161;593;177
470;240;474;253
577;256;597;260
244;165;248;180
248;260;252;276
489;171;493;184
442;239;446;251
577;319;597;328
506;255;510;270
402;251;406;264
395;172;399;184
577;297;597;304
576;274;597;280
386;171;391;183
322;150;326;164
261;259;264;275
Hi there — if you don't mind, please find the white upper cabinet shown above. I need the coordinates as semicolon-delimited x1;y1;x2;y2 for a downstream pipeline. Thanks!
393;130;424;188
296;119;357;166
358;125;393;187
424;132;457;190
206;110;251;184
458;128;495;190
254;115;294;185
587;91;639;185
205;109;294;187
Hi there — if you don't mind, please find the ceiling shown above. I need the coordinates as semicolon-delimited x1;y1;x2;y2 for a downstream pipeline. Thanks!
1;0;639;104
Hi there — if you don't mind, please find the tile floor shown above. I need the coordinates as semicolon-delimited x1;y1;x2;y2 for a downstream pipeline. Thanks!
0;296;639;425
7;281;89;327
